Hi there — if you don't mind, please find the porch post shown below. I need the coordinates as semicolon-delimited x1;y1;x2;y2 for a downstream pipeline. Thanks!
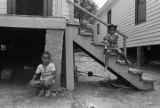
65;25;74;90
45;29;64;88
137;46;145;67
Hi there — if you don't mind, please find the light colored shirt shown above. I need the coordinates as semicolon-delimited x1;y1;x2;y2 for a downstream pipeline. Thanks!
36;63;55;81
103;34;118;48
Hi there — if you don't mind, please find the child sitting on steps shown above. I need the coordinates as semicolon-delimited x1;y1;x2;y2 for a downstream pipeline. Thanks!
102;24;129;70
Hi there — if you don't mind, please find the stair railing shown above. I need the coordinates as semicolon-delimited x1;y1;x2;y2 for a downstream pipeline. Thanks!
67;0;127;57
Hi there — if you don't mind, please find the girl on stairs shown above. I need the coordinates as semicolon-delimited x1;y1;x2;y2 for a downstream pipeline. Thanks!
102;24;129;70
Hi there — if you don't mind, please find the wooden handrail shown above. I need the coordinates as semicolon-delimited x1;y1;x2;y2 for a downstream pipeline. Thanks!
67;0;127;56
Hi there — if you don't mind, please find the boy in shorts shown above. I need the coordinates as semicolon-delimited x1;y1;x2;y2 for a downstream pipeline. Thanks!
30;51;56;97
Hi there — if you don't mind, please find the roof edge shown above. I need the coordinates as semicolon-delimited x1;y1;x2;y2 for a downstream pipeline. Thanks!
96;0;119;17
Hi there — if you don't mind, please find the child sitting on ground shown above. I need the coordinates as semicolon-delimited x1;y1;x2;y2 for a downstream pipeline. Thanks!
30;51;56;97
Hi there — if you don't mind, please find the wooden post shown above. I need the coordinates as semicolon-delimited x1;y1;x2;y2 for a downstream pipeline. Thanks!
123;37;127;57
65;25;74;90
137;47;144;67
45;30;64;88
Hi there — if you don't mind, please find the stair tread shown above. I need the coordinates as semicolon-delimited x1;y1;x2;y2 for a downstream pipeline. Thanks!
80;32;93;36
142;76;156;83
109;52;117;56
116;59;126;65
129;68;143;75
91;41;105;46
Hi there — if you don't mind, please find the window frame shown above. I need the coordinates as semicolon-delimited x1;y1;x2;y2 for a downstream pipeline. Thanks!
97;23;100;35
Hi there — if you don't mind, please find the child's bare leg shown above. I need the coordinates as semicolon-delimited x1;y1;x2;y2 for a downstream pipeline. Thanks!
104;50;111;70
44;83;52;97
116;48;129;65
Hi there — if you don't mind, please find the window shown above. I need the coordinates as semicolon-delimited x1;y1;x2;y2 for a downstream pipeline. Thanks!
107;10;111;24
97;23;100;35
107;10;111;33
135;0;146;24
7;0;52;16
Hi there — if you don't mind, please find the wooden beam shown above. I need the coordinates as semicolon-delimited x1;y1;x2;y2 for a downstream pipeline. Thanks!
0;15;66;29
65;25;74;90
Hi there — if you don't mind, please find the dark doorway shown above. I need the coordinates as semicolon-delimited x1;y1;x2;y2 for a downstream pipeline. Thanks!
16;0;44;16
0;27;46;81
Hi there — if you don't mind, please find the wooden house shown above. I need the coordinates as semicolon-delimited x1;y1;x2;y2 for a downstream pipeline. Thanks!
94;0;160;66
0;0;75;90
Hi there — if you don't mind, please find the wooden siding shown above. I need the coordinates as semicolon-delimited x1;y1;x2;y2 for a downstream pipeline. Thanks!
62;0;70;19
95;0;160;48
0;0;7;14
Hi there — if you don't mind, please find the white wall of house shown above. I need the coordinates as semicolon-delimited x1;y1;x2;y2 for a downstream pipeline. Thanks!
94;0;160;48
0;0;7;14
62;0;70;19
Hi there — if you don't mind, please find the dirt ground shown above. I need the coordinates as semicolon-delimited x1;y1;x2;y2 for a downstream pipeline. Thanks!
1;52;160;108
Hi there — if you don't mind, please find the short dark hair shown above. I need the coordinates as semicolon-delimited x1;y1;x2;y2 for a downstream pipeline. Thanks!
41;51;51;59
108;24;117;30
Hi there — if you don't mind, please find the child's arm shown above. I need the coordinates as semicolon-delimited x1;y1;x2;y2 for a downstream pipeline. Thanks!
32;73;38;81
119;34;128;39
32;64;41;81
51;70;56;80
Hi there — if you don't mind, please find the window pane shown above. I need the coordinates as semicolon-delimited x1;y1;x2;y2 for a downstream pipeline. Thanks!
135;0;146;24
97;24;100;35
16;0;44;16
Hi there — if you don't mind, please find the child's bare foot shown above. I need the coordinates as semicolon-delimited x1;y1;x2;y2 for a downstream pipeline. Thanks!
45;90;51;97
38;89;45;96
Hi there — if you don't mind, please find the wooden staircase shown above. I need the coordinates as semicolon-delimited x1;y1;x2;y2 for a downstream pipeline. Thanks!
73;29;155;90
66;0;155;90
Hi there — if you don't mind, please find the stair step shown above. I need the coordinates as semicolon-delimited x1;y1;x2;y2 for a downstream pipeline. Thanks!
116;59;126;65
142;76;156;83
91;41;105;46
80;31;93;36
129;68;143;75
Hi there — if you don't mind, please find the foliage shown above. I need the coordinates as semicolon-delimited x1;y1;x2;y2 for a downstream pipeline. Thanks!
74;0;98;33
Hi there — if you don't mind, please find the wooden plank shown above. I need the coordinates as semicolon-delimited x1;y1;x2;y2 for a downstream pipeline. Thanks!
0;15;66;29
